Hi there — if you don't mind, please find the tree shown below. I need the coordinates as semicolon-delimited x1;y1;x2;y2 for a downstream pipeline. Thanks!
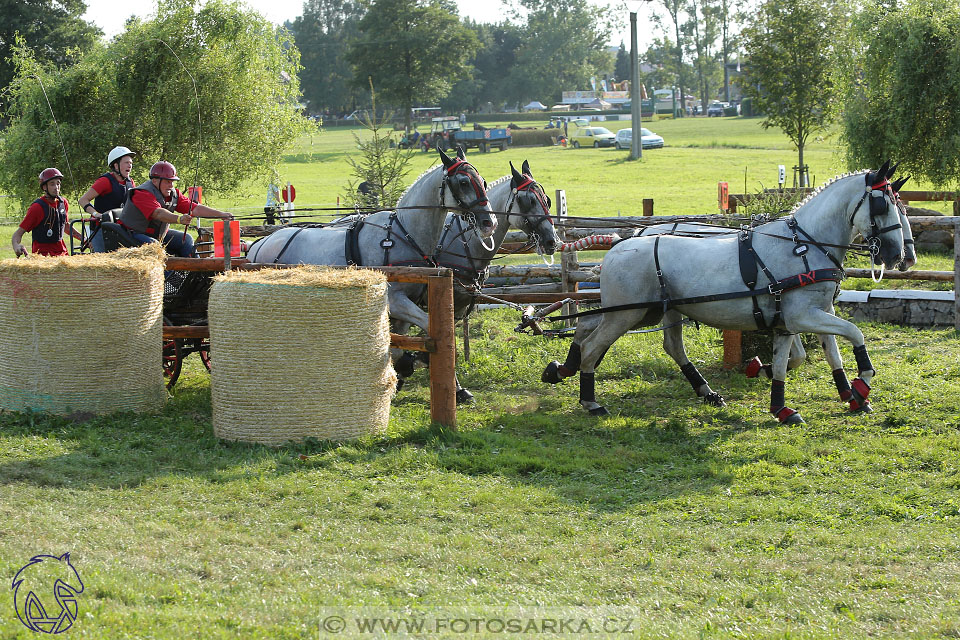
0;0;310;207
0;0;101;97
655;0;690;114
836;0;960;187
508;0;613;105
347;0;476;128
739;0;834;180
614;41;630;82
289;0;365;115
344;84;415;210
683;0;721;112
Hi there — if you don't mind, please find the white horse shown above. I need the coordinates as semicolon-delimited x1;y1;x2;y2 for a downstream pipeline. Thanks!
247;146;496;335
605;171;915;406
542;164;907;423
394;160;562;403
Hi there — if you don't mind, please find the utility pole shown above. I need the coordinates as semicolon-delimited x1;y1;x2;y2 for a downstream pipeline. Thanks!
630;12;642;160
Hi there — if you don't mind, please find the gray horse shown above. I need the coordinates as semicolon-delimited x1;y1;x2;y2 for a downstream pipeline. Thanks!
598;172;915;407
543;165;906;423
393;160;563;402
247;146;496;335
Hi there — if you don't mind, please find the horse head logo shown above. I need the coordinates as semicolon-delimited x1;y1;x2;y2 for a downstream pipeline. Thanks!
12;553;84;634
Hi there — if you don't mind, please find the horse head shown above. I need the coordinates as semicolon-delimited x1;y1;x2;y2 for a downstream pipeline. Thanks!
508;160;561;255
851;161;905;269
438;145;497;239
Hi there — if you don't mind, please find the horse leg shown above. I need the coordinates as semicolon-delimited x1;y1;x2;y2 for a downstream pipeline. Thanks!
745;335;806;379
818;333;860;409
541;314;600;384
769;333;805;424
576;311;644;416
788;309;875;413
661;311;725;406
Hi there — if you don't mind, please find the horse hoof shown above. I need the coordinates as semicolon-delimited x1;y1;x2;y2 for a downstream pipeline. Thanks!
588;406;610;417
704;392;726;407
784;412;805;425
456;388;474;405
850;401;873;413
542;361;562;384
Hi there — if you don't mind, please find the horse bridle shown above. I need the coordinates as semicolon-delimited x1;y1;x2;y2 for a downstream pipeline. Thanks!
507;176;555;253
439;159;489;212
848;175;903;262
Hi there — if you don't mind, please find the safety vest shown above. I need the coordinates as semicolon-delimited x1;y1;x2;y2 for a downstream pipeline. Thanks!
118;181;178;239
93;172;134;213
30;197;67;247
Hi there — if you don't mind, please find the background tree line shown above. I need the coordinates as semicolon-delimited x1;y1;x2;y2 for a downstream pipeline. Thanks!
3;0;960;200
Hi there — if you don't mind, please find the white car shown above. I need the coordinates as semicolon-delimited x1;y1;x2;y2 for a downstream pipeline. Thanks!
614;127;664;150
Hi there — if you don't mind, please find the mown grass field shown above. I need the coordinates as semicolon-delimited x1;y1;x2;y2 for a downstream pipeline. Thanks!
1;117;958;638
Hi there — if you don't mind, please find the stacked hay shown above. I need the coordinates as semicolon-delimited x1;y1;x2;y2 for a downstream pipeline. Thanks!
0;244;167;415
208;267;396;444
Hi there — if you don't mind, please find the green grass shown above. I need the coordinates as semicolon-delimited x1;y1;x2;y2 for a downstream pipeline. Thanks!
0;117;958;637
1;312;958;638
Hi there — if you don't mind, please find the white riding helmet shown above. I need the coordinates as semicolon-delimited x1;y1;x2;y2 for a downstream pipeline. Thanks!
107;146;136;168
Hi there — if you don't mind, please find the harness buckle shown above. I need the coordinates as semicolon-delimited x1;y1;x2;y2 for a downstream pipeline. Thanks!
380;239;394;249
793;244;809;256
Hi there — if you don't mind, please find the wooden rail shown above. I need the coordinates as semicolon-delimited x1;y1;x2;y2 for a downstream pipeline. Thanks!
161;258;458;429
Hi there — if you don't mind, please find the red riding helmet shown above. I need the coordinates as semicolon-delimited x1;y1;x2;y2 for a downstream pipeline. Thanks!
149;161;179;181
39;167;64;188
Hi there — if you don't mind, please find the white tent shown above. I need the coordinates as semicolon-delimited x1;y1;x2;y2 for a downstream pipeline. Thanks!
523;100;547;111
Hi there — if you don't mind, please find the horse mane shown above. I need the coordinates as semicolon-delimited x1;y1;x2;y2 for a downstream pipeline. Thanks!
398;164;441;202
788;170;869;215
488;174;512;190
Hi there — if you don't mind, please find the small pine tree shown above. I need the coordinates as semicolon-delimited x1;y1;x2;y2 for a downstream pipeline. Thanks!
343;80;415;211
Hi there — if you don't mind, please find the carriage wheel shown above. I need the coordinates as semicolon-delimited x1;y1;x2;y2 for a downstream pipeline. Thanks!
198;338;212;372
479;142;487;153
163;336;183;389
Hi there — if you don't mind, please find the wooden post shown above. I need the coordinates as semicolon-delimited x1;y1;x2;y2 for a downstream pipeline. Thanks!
955;220;959;332
557;189;578;326
223;220;232;272
427;273;457;429
642;198;654;216
722;329;742;369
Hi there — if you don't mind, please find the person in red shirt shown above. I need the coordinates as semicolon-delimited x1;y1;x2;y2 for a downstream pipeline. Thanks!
117;161;232;257
12;168;83;257
77;146;137;252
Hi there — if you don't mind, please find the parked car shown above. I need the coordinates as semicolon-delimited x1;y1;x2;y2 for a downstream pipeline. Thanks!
614;127;664;150
571;126;616;148
707;102;727;117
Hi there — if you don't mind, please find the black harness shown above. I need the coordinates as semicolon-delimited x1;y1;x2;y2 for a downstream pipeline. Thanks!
342;160;490;268
551;173;901;326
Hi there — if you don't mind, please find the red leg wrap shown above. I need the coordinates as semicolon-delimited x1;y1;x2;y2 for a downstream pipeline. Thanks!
745;356;763;378
557;364;574;378
839;389;852;402
771;406;798;423
849;377;871;411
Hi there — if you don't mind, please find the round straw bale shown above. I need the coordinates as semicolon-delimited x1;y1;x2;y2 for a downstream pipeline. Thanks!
208;266;396;444
0;244;167;415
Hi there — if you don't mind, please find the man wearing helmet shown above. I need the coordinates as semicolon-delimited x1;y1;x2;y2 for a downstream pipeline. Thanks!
78;146;137;252
11;168;84;257
117;160;232;257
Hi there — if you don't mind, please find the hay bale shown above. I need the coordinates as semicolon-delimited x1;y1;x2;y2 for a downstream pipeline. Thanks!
208;267;396;444
0;244;167;415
